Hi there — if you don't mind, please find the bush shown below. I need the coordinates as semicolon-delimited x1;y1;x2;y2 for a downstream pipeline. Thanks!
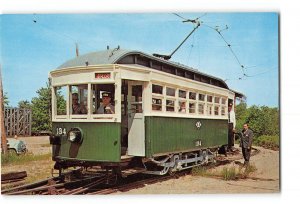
253;135;279;150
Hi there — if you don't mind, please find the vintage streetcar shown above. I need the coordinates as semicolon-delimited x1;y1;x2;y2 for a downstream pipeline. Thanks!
49;48;243;177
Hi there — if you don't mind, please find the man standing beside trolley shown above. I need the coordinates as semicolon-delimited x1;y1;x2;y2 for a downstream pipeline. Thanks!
228;103;236;152
240;123;254;166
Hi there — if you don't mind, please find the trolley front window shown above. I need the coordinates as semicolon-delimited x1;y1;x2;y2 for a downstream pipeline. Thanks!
55;86;67;115
71;85;88;115
92;84;115;114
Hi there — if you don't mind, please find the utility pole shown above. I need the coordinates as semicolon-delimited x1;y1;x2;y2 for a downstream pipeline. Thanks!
76;43;79;57
0;64;8;154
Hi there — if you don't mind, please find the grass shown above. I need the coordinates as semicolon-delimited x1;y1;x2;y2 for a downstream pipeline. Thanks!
221;166;237;180
192;163;257;181
221;164;257;180
239;164;257;179
191;166;210;177
1;151;54;190
1;152;52;166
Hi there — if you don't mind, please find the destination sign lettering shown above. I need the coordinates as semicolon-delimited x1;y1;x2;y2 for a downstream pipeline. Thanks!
95;73;111;79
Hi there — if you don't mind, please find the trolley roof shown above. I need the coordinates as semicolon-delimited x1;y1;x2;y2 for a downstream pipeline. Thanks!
57;49;243;98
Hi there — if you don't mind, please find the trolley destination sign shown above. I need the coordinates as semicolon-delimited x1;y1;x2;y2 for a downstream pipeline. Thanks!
95;72;111;79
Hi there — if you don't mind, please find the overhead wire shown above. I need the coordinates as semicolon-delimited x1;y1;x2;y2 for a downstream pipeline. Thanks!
202;23;246;75
172;13;204;65
187;26;196;65
172;13;188;21
172;13;206;23
243;67;278;78
172;13;278;82
32;14;77;43
225;67;277;81
31;14;99;54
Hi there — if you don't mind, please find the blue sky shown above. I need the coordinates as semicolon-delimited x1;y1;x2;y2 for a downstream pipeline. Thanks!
0;13;278;107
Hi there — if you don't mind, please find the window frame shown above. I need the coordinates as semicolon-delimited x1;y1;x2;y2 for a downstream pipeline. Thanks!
69;84;89;117
54;85;68;119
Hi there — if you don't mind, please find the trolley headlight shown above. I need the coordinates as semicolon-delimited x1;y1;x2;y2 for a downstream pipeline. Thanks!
67;128;83;144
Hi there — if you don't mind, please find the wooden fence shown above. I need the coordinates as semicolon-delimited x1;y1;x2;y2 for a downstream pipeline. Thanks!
4;108;32;137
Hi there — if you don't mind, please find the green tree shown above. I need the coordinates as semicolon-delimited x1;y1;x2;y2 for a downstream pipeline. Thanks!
55;87;67;115
235;102;279;137
30;83;67;133
235;101;248;130
18;100;32;109
31;83;52;133
3;92;9;107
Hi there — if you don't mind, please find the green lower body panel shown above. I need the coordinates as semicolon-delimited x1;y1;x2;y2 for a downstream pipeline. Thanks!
52;122;121;162
145;116;228;157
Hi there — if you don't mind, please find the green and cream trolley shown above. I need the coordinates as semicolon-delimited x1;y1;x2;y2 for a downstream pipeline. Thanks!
50;48;243;176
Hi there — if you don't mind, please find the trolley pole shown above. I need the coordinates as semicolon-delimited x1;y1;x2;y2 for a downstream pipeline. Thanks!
0;64;8;154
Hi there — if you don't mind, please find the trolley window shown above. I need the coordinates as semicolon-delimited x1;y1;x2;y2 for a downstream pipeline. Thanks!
199;93;205;101
70;85;88;115
221;97;226;105
221;106;226;116
55;86;67;115
166;87;175;97
189;102;196;113
152;84;163;95
207;104;213;115
198;103;204;115
179;101;186;113
179;90;186;99
189;92;196;100
92;84;115;114
207;95;213;103
131;85;143;113
214;106;220;116
152;98;162;111
214;96;220;104
166;99;175;112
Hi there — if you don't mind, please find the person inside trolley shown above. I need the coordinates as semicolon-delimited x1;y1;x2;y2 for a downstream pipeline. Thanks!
179;101;186;113
72;93;87;114
96;92;115;114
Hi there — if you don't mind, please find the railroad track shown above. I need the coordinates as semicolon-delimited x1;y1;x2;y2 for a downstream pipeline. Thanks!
2;147;260;195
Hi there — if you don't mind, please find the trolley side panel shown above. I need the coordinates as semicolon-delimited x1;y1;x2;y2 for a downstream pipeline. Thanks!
145;116;227;157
